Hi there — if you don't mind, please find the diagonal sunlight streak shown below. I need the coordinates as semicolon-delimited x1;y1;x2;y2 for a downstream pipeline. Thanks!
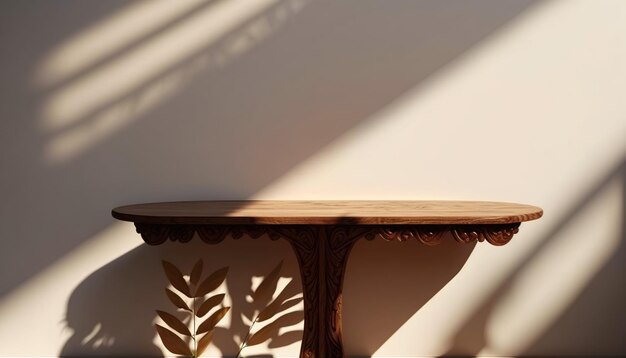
34;0;209;87
0;222;305;357
482;172;624;355
245;1;626;356
0;223;141;355
41;0;281;132
41;0;312;165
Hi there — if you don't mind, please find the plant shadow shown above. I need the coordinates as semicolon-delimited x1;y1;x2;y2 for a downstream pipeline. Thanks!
60;236;304;357
61;231;474;357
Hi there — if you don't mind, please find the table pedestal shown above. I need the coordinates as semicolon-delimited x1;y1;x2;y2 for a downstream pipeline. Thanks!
279;226;362;358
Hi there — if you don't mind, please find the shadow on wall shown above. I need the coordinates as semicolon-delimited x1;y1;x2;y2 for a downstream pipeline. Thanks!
344;234;475;356
0;0;538;298
61;232;474;357
439;156;626;357
61;237;305;357
0;0;540;356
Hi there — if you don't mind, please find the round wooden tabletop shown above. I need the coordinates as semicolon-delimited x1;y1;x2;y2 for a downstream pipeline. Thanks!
112;200;543;225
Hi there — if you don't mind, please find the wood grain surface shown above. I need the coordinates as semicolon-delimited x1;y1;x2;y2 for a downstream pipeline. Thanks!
112;200;542;225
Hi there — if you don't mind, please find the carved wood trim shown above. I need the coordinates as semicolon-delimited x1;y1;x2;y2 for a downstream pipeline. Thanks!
451;223;520;246
133;224;284;245
134;223;170;245
363;225;448;245
134;223;522;247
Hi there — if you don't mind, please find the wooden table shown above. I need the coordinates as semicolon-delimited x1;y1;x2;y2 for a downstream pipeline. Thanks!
112;200;542;358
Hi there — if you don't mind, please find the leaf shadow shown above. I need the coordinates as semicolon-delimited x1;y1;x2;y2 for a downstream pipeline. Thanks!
60;236;302;357
233;260;304;355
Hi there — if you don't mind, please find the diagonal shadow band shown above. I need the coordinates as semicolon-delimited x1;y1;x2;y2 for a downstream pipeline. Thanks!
343;234;475;356
1;0;538;302
440;156;626;356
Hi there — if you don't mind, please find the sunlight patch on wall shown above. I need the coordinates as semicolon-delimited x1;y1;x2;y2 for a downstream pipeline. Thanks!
0;223;140;355
248;1;626;356
251;0;626;204
45;65;190;164
481;176;623;355
40;0;312;165
41;0;279;131
34;0;208;87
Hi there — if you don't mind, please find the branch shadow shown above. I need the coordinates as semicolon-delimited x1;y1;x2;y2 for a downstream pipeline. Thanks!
60;235;304;357
60;231;474;357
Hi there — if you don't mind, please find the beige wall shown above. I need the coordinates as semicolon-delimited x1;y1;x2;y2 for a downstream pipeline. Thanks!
1;0;625;356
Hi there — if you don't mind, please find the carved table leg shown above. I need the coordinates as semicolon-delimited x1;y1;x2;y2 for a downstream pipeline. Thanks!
279;226;363;358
